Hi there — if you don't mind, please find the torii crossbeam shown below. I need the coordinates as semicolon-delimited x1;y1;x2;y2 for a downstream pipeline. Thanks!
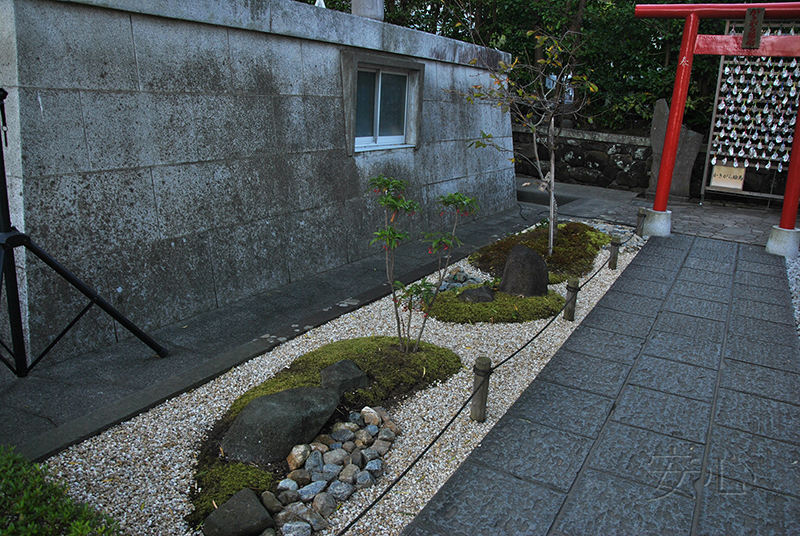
636;2;800;257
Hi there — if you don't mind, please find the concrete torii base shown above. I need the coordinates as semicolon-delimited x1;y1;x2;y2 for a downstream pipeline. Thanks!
642;209;672;237
765;225;800;259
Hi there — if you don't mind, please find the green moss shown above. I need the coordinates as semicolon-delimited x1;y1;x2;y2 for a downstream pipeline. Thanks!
190;336;462;528
227;336;462;422
0;446;123;535
187;461;274;527
428;287;565;323
469;221;611;279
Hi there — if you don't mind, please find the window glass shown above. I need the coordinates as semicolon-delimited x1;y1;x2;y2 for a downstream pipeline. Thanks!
356;71;376;138
378;73;407;138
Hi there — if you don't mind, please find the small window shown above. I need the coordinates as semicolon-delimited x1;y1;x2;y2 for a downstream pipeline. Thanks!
355;70;408;148
342;52;424;155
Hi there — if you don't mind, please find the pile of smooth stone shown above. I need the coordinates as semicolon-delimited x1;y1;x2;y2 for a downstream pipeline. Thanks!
202;406;400;536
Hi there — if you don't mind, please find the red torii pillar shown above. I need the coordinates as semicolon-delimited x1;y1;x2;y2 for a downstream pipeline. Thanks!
636;3;800;257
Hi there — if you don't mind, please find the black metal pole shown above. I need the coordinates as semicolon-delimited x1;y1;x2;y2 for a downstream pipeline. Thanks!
0;88;30;375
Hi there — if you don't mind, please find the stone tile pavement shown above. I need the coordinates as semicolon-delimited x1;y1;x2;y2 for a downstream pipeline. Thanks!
401;234;800;536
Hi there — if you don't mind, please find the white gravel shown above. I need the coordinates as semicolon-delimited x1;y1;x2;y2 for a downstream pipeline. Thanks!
45;223;647;536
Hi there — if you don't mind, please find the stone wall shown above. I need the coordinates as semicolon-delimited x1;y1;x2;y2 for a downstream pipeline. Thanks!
0;0;515;358
513;125;652;192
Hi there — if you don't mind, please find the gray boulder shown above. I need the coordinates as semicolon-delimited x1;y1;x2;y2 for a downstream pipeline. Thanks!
320;359;369;396
498;244;549;297
202;488;274;536
221;387;340;465
458;286;495;303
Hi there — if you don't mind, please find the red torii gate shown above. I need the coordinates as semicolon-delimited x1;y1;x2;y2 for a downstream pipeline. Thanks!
636;2;800;256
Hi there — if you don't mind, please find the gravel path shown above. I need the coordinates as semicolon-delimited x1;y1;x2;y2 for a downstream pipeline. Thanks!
45;224;648;535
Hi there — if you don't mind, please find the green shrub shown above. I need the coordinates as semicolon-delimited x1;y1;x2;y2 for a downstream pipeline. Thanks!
188;461;274;527
469;221;610;280
0;446;123;536
428;287;565;323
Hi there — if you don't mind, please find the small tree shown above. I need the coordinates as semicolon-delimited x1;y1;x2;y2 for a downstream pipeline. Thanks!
466;31;596;255
369;175;478;353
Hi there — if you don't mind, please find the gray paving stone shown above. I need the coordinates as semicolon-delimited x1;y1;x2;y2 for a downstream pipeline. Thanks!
509;379;614;439
561;326;644;364
737;259;788;277
654;311;726;343
468;414;592;491
714;389;800;444
683;256;735;274
593;289;663;318
405;461;565;536
671;280;731;303
589;422;702;499
708;426;800;497
691;236;737;254
734;270;790;291
725;336;800;374
677;267;733;288
581;306;656;339
607;278;672;300
662;294;729;322
551;469;695;536
630;355;717;402
729;315;799;346
731;297;796;325
629;253;687;271
721;359;800;406
685;248;737;264
738;243;785;265
615;264;678;285
734;283;794;307
612;385;712;444
697;480;800;536
643;331;722;370
536;350;630;398
650;234;696;250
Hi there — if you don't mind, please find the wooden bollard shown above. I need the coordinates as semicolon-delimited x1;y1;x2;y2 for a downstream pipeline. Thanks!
609;235;621;270
635;207;646;237
563;277;579;321
470;356;492;422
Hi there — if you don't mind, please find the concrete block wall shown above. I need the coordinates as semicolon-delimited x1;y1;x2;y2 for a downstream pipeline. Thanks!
0;0;514;358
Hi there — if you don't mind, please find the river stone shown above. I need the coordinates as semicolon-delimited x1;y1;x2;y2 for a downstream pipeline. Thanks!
339;463;359;484
282;521;311;536
320;359;369;397
304;450;324;473
361;407;381;426
498;244;548;297
377;428;396;442
287;469;311;487
202;488;274;536
365;459;384;478
287;444;311;471
277;490;300;506
323;448;349;466
277;479;299;493
330;429;355;443
312;492;337;517
297;480;327;502
328;480;355;501
355;470;375;489
260;491;283;515
221;387;340;465
371;439;392;456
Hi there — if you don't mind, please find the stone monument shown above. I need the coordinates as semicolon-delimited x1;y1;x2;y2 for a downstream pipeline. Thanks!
648;99;703;199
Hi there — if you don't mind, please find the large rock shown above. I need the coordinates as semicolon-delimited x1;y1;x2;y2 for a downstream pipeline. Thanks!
320;359;369;397
202;488;274;536
648;98;702;199
498;245;549;297
221;387;340;465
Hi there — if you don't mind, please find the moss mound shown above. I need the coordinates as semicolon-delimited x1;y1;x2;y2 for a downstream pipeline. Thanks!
188;336;462;527
469;221;610;282
428;287;565;323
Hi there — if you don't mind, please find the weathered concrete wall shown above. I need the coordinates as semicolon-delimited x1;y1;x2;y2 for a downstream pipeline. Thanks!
0;0;514;357
513;125;652;192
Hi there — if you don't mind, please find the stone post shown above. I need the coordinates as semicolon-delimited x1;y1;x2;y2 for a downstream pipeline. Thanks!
470;356;492;422
609;236;621;270
563;278;580;321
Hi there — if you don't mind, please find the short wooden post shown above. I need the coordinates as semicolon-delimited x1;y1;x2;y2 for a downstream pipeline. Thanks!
470;356;492;422
609;235;621;270
563;277;579;321
635;207;647;237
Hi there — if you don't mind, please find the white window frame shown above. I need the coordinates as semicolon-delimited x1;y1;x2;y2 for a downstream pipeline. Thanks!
342;51;424;155
354;68;409;149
